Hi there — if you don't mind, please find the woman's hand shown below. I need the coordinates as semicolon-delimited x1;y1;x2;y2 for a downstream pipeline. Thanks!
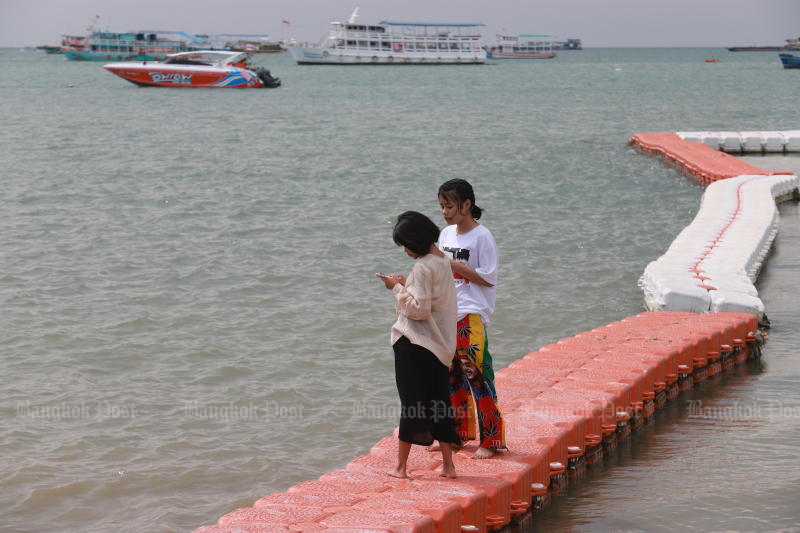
449;259;493;287
376;273;405;289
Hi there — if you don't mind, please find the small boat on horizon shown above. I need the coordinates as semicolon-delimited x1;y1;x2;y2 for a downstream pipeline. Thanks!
779;53;800;69
104;51;280;88
36;44;63;54
704;57;721;63
553;38;582;50
220;34;284;53
728;37;800;52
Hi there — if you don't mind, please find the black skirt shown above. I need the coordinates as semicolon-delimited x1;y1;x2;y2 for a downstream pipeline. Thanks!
393;336;461;446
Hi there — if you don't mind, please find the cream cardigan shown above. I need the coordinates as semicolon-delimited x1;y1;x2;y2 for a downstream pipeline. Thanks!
390;252;457;367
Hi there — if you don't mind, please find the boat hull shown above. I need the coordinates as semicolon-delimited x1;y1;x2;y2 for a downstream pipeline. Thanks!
779;53;800;68
486;51;556;59
37;45;63;54
103;63;264;88
728;46;782;52
287;46;484;65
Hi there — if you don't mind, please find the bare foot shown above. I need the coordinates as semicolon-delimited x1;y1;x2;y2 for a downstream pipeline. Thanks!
473;447;495;459
438;466;457;478
386;468;409;479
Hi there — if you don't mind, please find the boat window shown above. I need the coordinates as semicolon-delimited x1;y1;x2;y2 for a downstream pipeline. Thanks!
164;57;212;65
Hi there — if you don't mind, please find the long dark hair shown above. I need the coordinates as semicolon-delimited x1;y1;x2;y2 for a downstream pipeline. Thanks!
438;179;482;220
393;211;440;256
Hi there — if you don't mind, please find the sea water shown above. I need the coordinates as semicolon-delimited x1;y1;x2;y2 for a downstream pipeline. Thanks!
1;48;798;532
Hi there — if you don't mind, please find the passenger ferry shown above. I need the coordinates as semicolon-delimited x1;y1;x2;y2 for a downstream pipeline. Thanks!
64;31;206;61
287;10;485;65
485;34;556;59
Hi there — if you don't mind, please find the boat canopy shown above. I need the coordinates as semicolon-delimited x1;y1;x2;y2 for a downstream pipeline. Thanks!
133;30;207;43
162;50;249;66
177;32;206;44
215;33;271;39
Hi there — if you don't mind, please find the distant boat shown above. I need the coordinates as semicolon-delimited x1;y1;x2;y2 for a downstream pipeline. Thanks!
485;34;556;59
61;33;90;54
104;51;281;88
64;31;213;61
727;45;782;52
554;38;582;50
218;34;284;53
779;53;800;69
36;45;63;54
229;41;283;53
59;16;98;55
704;57;721;63
287;9;486;65
728;37;800;52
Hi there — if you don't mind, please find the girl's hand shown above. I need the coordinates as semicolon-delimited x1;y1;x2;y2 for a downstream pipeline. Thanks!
376;273;404;289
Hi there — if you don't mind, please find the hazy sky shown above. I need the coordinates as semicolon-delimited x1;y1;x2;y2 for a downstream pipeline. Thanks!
1;0;798;48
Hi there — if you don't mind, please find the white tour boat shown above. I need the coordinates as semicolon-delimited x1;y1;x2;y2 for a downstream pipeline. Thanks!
287;9;485;65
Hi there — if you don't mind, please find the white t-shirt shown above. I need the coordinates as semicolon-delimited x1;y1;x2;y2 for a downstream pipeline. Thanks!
438;224;498;326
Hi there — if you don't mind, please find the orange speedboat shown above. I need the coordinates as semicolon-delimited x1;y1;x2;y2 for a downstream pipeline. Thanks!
104;51;280;88
704;57;721;63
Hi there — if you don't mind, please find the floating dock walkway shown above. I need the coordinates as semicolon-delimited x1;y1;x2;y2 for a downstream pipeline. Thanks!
630;131;799;317
193;131;799;533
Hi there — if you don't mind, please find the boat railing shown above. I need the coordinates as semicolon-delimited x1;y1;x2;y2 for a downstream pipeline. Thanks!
88;37;189;54
327;32;483;52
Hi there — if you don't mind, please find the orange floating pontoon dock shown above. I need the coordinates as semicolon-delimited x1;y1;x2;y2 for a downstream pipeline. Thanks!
628;132;793;184
193;312;766;533
192;132;797;533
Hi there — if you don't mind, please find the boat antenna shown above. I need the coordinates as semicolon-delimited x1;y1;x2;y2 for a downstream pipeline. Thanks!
348;7;360;24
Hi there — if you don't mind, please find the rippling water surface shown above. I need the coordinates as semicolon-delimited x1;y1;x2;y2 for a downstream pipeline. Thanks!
1;48;798;532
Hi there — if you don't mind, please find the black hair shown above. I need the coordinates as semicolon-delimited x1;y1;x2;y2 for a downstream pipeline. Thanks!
438;178;483;220
392;211;440;256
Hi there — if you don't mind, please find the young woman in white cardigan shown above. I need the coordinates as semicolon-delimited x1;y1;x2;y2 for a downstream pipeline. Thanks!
377;211;461;479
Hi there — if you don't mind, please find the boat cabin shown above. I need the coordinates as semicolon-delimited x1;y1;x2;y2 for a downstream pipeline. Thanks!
326;21;485;54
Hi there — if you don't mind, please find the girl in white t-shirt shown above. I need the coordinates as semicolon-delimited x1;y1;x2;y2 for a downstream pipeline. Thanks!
437;179;506;458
